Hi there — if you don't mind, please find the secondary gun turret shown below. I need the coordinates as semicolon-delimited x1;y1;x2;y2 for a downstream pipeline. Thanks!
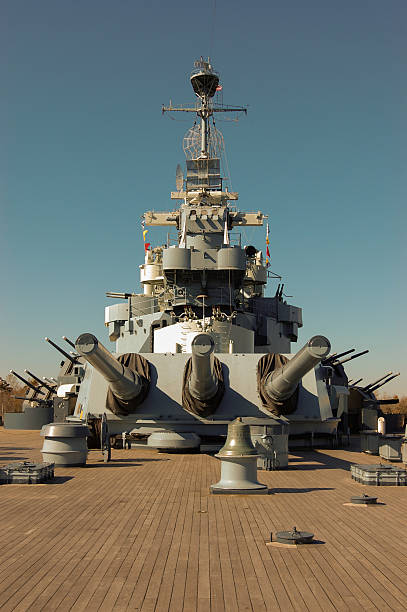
189;334;219;401
75;333;143;402
264;335;331;403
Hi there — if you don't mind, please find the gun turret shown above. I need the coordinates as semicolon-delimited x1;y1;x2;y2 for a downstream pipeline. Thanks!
189;334;219;400
75;333;142;402
263;335;331;403
9;370;45;395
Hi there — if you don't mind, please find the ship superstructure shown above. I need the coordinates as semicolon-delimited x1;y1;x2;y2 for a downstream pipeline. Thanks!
105;57;302;357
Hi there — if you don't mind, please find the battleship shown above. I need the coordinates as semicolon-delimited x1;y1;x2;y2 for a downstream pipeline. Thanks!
1;58;406;611
6;58;399;458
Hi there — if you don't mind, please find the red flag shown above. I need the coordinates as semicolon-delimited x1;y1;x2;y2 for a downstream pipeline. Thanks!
144;242;151;252
266;246;270;258
216;85;222;91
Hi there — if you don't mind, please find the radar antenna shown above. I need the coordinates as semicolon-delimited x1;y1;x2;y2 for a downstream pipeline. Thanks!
162;57;247;160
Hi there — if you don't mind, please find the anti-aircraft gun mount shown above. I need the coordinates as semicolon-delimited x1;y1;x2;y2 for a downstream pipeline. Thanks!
4;336;86;430
346;371;401;434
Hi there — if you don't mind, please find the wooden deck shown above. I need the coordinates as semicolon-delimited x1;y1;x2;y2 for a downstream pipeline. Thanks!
0;428;406;611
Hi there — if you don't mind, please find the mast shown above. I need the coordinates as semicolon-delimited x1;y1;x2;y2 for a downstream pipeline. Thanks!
162;57;247;206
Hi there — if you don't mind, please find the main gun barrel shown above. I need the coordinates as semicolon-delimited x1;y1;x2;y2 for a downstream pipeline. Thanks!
75;333;142;401
188;334;218;401
264;335;331;403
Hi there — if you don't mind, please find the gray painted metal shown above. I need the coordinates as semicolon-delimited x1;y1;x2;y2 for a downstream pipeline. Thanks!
351;464;407;486
75;333;142;401
217;247;246;270
42;423;89;438
162;247;191;270
360;430;380;455
1;462;54;484
189;334;218;400
250;426;289;469
275;527;314;544
147;431;201;450
361;408;379;431
41;423;88;466
210;456;268;494
73;353;339;438
350;494;378;504
4;406;54;430
210;420;268;494
264;336;331;402
379;435;403;462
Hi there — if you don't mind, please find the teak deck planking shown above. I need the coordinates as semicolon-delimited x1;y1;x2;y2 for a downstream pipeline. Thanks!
0;428;406;611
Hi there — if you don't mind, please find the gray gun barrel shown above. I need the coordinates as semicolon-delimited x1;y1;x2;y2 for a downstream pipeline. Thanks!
336;350;369;366
264;335;331;402
188;334;218;401
324;348;355;363
24;369;55;394
9;370;45;395
62;336;76;349
369;372;400;393
350;378;363;386
75;333;142;401
362;372;392;392
363;398;399;405
45;337;78;364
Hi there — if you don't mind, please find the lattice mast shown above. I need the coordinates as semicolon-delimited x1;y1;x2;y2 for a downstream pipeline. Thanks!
162;57;247;198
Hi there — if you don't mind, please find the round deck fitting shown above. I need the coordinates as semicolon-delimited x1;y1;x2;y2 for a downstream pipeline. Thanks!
276;526;314;545
147;431;201;451
350;494;378;505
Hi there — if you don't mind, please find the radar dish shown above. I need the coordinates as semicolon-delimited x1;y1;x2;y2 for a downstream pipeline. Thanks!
176;164;184;190
183;123;224;160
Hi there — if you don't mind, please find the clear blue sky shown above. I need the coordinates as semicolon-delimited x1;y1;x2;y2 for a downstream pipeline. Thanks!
1;0;406;395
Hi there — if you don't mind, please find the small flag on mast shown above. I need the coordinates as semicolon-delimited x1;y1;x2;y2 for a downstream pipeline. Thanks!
266;223;270;265
143;228;150;253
